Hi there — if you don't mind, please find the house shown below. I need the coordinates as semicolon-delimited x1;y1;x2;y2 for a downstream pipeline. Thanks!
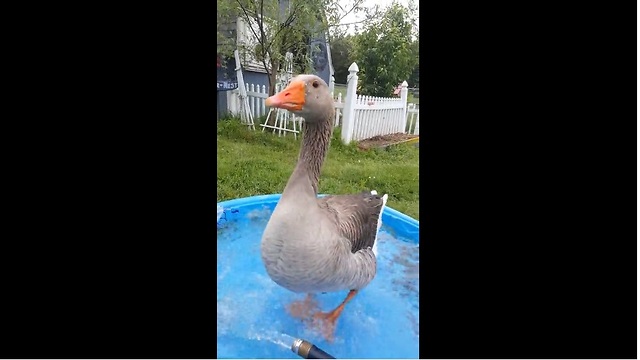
216;0;334;118
393;84;419;98
217;17;275;119
393;83;403;96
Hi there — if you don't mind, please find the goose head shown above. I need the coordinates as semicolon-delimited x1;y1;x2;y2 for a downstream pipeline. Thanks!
265;75;334;122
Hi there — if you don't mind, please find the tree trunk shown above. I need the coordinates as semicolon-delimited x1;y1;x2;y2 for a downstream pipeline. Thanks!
268;71;278;96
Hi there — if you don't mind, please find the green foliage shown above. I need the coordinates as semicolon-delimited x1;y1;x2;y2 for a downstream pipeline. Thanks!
408;33;419;88
353;0;419;97
329;34;357;83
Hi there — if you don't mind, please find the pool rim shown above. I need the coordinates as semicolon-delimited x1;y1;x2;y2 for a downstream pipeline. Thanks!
217;193;419;228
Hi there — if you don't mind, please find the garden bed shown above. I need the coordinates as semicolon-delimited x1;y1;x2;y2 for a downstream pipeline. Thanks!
358;133;419;150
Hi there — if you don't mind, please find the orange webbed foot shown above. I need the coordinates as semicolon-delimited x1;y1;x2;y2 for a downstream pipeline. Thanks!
310;310;340;343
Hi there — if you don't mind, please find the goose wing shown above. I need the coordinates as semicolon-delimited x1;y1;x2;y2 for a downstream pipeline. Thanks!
318;190;388;254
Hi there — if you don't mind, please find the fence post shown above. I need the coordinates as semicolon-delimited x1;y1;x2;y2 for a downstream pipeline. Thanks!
341;62;359;144
400;80;408;133
329;75;335;94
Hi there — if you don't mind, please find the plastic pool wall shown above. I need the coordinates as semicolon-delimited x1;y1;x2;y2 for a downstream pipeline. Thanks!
217;194;420;359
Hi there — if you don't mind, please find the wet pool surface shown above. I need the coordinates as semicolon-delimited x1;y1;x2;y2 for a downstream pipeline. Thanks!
217;203;419;359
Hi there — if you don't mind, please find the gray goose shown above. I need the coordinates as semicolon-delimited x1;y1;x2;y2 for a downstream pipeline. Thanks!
261;74;388;341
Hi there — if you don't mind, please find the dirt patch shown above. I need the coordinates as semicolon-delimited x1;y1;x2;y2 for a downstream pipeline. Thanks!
357;133;419;150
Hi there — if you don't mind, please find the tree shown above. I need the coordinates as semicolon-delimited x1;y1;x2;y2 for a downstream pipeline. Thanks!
353;0;418;97
328;33;356;83
407;33;419;88
216;0;370;97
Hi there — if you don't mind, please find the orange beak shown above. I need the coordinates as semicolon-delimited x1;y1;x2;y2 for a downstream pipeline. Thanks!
265;80;306;111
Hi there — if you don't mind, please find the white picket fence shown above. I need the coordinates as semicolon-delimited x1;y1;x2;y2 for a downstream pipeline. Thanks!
332;92;344;127
407;103;419;135
348;93;407;142
227;83;269;119
340;62;420;144
226;62;420;143
332;92;418;136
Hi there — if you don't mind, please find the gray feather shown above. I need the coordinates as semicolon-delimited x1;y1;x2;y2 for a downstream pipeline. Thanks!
318;191;386;253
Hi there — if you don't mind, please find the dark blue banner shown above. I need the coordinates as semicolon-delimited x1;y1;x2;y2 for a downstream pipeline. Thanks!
217;54;238;91
310;39;330;86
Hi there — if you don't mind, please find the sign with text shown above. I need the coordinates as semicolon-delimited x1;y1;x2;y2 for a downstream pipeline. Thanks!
217;81;238;90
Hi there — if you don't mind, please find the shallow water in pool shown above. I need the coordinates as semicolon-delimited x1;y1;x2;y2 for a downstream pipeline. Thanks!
217;205;419;359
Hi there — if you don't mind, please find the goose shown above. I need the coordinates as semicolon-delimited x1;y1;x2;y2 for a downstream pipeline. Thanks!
260;74;388;341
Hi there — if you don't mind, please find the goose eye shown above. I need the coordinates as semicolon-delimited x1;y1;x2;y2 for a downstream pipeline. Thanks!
312;81;319;88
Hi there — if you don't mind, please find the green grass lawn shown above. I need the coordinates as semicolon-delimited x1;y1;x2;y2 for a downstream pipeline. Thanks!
217;118;420;220
333;84;348;99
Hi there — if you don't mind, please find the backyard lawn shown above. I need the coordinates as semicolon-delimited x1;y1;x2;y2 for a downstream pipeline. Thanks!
217;118;420;220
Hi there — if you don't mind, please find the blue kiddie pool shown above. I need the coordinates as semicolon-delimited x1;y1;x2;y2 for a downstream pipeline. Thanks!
217;194;420;359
